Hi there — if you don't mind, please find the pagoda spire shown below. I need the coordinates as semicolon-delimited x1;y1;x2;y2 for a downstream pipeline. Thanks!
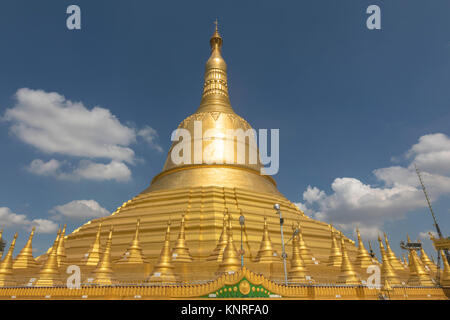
418;240;437;273
407;248;433;286
217;213;241;274
402;253;408;268
85;223;103;266
254;216;278;262
13;227;39;270
197;21;233;114
383;233;404;271
439;250;450;287
354;228;372;269
207;211;229;262
0;233;18;286
35;230;62;286
327;225;342;267
378;235;400;286
117;219;148;264
288;224;309;283
148;221;177;283
56;224;67;268
171;214;193;262
93;226;116;285
296;221;314;265
337;238;359;284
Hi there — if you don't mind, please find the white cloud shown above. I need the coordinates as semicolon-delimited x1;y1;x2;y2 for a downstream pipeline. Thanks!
3;88;162;182
4;88;136;162
419;230;437;240
27;159;131;182
298;133;450;239
31;219;59;233
138;125;163;153
407;133;450;176
51;200;109;220
0;207;57;234
0;207;29;227
73;160;131;182
303;186;326;204
27;159;62;176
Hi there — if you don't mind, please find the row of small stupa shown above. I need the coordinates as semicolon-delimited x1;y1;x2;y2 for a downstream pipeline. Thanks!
0;213;449;288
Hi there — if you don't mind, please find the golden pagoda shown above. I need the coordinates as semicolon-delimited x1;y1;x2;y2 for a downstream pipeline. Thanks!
287;224;309;283
0;233;18;286
327;226;342;267
383;233;404;271
35;231;63;287
56;224;68;268
217;214;241;274
418;240;437;273
116;219;148;264
254;216;279;263
207;212;229;262
84;223;103;266
439;250;450;287
354;228;372;269
13;227;39;270
148;221;177;283
295;222;315;265
337;238;359;284
171;214;193;262
0;23;448;300
378;235;400;286
60;24;361;269
92;226;116;285
407;248;434;286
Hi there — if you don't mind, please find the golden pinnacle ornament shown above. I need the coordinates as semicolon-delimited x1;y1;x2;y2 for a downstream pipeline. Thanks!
407;248;434;286
171;214;193;262
439;250;450;287
0;233;18;286
93;226;116;285
383;233;404;271
207;211;229;262
117;219;148;264
35;231;63;287
56;224;68;268
378;235;400;286
217;214;241;274
288;224;309;283
354;228;372;269
254;216;278;262
337;238;359;284
418;240;437;273
148;221;177;283
85;223;103;266
13;227;39;270
296;222;315;265
327;226;342;267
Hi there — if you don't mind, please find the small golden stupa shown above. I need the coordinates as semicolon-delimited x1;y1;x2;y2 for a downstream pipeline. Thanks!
0;23;448;300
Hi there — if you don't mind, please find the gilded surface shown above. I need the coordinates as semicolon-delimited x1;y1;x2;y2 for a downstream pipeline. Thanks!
0;24;447;300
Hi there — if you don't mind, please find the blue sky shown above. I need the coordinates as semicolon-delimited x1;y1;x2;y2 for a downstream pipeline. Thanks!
0;0;449;260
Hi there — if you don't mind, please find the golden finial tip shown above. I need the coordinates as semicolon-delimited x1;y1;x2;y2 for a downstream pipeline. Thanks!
210;19;223;49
